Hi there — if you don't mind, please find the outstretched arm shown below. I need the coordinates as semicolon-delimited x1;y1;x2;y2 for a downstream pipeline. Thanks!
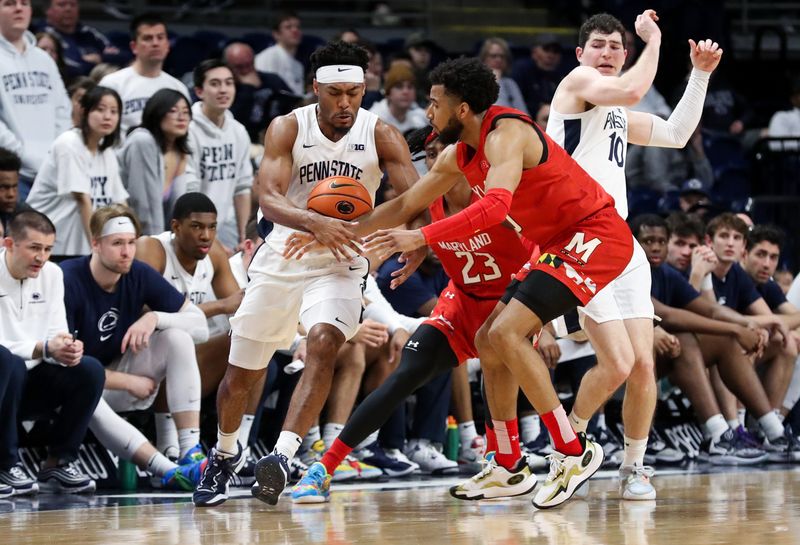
628;38;722;146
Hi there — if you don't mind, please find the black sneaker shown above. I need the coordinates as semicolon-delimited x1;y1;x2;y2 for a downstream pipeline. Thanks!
763;425;800;463
702;429;768;465
38;462;96;494
192;446;242;507
0;463;38;495
643;429;686;465
231;447;256;487
588;426;624;468
252;453;290;506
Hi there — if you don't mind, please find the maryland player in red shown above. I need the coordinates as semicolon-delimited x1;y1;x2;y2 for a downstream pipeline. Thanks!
286;57;642;508
289;129;538;503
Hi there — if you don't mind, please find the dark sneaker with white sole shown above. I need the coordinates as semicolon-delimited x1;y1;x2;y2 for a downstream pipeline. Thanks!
0;463;38;495
38;462;96;494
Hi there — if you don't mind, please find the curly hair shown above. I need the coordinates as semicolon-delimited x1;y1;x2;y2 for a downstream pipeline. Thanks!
429;57;499;113
747;224;785;251
310;40;369;73
578;13;627;49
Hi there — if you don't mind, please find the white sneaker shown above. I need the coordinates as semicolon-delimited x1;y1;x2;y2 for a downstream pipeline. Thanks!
385;448;420;473
449;454;537;500
532;434;603;510
619;465;656;500
458;436;486;465
404;440;459;475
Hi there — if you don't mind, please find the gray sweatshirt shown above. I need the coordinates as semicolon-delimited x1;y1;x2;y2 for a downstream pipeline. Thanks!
118;128;199;235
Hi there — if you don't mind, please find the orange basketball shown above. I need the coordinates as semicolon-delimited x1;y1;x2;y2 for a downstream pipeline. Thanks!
307;176;373;220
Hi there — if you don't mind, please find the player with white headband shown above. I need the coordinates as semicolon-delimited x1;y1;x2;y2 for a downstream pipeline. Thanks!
193;40;422;507
60;204;212;491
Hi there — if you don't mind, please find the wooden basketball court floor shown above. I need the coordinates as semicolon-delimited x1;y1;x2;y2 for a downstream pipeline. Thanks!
4;465;800;544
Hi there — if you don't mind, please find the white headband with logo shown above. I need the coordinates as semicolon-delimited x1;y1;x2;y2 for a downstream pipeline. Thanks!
315;65;365;84
100;217;136;238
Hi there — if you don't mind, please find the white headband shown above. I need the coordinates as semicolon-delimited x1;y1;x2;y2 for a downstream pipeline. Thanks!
101;216;136;238
315;65;365;84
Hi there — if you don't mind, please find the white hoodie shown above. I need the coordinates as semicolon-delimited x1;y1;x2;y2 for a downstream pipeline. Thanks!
188;101;253;248
0;31;71;179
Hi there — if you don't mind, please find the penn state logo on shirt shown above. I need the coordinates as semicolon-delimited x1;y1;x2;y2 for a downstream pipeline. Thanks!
98;308;119;342
29;292;44;304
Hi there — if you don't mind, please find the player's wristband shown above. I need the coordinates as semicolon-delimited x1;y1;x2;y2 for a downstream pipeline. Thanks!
420;188;513;244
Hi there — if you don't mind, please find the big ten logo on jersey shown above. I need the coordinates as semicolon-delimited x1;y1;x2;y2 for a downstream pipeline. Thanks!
470;185;522;233
91;175;113;208
348;143;366;152
604;108;627;168
200;144;237;182
299;160;364;185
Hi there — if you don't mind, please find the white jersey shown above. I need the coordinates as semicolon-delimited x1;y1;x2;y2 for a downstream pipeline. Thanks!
154;231;215;305
547;105;629;219
154;231;229;337
263;104;382;261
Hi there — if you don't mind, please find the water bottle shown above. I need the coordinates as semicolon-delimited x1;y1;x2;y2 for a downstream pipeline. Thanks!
119;459;138;491
445;416;459;461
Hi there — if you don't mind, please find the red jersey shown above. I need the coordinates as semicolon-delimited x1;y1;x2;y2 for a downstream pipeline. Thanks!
428;193;532;300
455;106;615;247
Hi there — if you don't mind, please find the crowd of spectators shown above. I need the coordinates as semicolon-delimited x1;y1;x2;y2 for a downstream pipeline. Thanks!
1;0;800;497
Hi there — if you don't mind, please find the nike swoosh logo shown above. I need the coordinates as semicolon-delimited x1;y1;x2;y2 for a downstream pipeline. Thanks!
348;265;360;271
337;68;351;72
334;317;348;327
100;334;112;341
329;182;356;189
302;143;315;148
170;275;180;280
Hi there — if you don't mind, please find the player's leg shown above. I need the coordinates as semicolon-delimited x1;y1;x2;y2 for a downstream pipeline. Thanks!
483;271;604;509
451;364;484;468
759;339;798;411
291;325;455;503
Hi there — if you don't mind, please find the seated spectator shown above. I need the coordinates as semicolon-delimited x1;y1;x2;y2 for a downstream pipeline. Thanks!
88;62;118;84
511;33;568;117
188;60;254;251
61;204;213;478
67;76;95;127
223;42;298;143
99;13;189;135
37;0;120;78
118;89;198;235
0;211;104;494
678;178;714;219
633;213;767;464
478;37;528;114
0;149;32;235
334;29;360;44
404;32;438;106
767;78;800;150
369;65;428;136
775;269;795;295
27;86;128;259
35;31;68;84
359;41;384;110
534;102;550;130
0;0;72;201
254;12;305;97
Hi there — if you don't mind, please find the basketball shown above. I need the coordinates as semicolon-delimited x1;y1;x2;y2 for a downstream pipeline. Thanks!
306;176;373;220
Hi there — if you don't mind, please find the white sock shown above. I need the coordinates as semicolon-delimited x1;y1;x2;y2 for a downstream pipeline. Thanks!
272;431;303;460
146;451;178;477
758;411;785;441
458;421;477;447
737;407;747;426
322;423;345;449
704;414;729;441
568;410;589;434
727;419;740;431
596;413;607;430
238;414;255;447
216;427;239;458
622;436;648;467
155;413;178;458
356;430;380;450
302;425;321;452
519;414;540;444
777;411;786;423
178;428;201;458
